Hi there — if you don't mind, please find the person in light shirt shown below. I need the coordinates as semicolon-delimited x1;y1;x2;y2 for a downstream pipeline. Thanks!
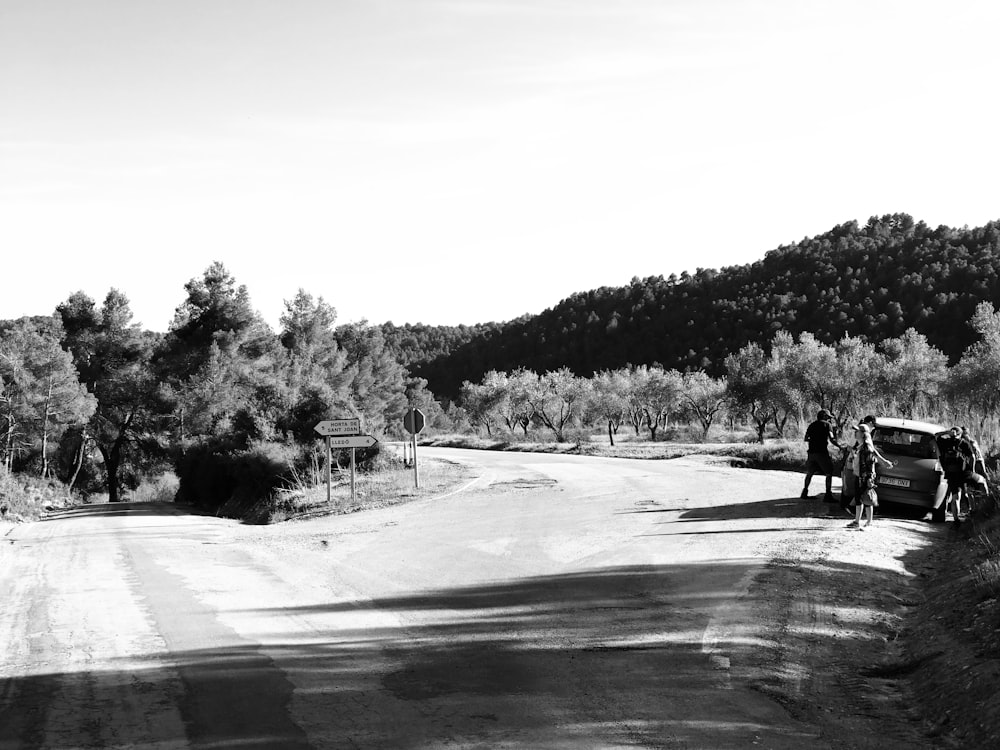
847;423;893;530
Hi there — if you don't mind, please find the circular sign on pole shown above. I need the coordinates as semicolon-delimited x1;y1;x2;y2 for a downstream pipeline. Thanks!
404;408;425;435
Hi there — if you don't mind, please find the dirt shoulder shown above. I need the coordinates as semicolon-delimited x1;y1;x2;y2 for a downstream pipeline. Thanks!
904;525;1000;748
755;507;1000;749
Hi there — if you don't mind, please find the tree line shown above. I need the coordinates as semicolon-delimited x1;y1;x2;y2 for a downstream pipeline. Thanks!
1;262;447;505
459;317;1000;448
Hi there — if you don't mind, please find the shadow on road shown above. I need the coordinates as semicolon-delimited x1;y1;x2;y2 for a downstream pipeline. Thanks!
38;501;209;522
620;495;938;526
0;556;935;749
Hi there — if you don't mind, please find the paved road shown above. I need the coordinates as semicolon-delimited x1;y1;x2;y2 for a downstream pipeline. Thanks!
0;449;843;749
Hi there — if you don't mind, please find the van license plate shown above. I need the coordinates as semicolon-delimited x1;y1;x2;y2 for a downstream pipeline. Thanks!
879;476;910;488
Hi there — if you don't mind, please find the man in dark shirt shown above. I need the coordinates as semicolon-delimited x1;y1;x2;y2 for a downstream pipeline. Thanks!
801;409;843;502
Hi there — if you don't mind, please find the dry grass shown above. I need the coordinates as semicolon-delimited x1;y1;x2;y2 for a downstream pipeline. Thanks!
968;482;1000;598
423;433;808;471
131;472;181;504
261;457;471;523
0;470;73;521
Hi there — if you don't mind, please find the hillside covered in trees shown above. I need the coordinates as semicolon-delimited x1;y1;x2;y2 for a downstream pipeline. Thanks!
397;214;1000;399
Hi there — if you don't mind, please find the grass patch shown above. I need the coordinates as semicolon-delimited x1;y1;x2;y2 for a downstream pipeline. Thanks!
131;471;181;504
423;433;809;472
252;456;471;524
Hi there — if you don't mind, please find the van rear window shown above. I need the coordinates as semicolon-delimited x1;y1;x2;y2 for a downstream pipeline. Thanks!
872;429;939;459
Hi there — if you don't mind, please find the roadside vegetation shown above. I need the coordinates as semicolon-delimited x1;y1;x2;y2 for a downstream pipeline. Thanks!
0;470;73;523
425;431;807;471
255;453;470;524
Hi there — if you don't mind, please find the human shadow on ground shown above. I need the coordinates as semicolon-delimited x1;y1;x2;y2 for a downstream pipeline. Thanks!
620;494;940;525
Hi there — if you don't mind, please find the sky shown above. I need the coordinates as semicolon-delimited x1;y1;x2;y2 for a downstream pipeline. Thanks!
2;1;999;333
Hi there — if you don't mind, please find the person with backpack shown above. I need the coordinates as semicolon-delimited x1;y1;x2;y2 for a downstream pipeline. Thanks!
961;427;989;482
959;426;989;510
801;409;844;503
937;426;976;523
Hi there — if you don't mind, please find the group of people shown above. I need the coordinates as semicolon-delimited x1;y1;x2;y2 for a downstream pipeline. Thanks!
936;425;988;523
800;409;989;529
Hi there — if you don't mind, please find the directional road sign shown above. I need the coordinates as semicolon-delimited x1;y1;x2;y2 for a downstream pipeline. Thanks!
327;434;378;449
314;418;361;437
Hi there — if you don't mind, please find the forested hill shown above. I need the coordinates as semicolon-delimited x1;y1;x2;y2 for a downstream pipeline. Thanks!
387;214;1000;400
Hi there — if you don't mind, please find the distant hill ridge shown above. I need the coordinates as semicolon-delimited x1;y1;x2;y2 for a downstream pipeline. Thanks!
382;214;1000;399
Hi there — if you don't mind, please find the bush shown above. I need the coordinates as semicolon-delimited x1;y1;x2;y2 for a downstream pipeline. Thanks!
175;440;300;519
658;424;708;443
330;443;385;473
131;472;180;504
0;471;74;522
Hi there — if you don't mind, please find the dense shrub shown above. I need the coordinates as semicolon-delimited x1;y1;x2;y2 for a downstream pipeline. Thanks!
330;444;384;473
175;440;299;518
174;438;390;522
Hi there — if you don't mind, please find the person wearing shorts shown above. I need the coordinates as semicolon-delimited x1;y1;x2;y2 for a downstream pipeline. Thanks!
848;423;894;529
842;415;878;513
960;426;989;508
801;409;843;502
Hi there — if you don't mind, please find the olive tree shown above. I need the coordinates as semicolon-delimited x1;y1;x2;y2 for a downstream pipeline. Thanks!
679;371;728;440
527;368;591;442
878;328;948;419
590;369;631;445
628;365;683;441
725;342;781;443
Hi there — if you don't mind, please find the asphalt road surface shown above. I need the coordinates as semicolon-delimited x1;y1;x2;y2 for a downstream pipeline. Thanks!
0;448;891;749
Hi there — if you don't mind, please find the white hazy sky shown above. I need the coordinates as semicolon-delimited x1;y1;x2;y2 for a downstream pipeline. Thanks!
2;1;998;332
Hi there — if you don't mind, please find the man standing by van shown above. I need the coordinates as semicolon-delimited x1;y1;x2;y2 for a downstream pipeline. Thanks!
801;409;843;502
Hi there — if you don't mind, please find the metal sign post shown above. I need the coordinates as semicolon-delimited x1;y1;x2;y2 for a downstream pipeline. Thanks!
333;434;376;503
412;429;419;489
404;407;425;489
325;436;331;504
314;419;377;507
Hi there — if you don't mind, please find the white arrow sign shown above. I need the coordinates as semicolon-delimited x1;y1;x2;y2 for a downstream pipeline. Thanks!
314;418;361;436
327;434;378;449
